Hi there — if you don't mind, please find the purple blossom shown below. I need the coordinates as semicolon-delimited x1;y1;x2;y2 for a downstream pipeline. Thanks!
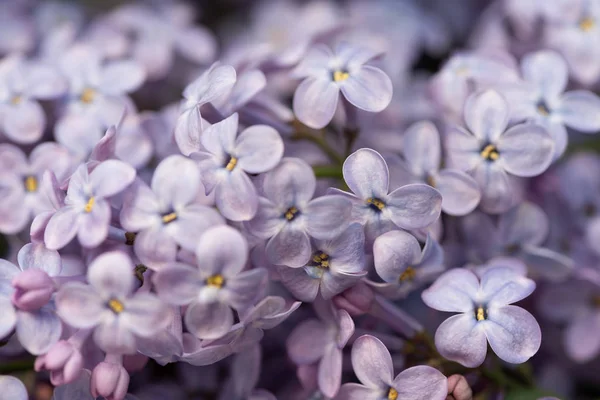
336;334;448;400
120;155;224;269
247;157;352;267
153;225;267;340
55;251;170;354
422;267;541;367
446;90;554;213
292;42;393;129
192;113;284;221
331;148;442;246
44;160;136;250
0;375;27;400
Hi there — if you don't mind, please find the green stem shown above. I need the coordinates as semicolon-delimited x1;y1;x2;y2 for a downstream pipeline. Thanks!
312;165;343;179
0;359;34;374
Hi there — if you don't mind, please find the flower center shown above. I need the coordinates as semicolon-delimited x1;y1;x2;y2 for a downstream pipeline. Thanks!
108;298;124;314
11;95;22;105
125;232;136;245
480;144;499;161
206;274;225;288
284;206;300;221
162;212;177;224
476;306;487;321
388;387;398;400
366;197;386;212
332;70;350;82
23;175;38;192
84;197;95;213
580;16;595;32
426;175;436;187
80;87;96;104
312;252;330;268
225;156;238;171
399;266;416;282
536;100;551;116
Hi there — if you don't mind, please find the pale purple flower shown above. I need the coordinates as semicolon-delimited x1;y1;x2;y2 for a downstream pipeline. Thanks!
422;267;541;367
0;142;73;234
286;300;354;398
55;45;145;156
0;376;27;400
369;230;444;299
0;54;67;143
277;223;367;302
389;121;481;216
174;63;236;156
330;148;442;246
120;155;224;269
153;225;268;340
247;157;353;267
44;160;136;250
336;334;447;400
192;113;284;221
292;42;393;129
462;202;573;281
500;50;600;158
446;90;554;213
0;243;62;355
219;345;276;400
55;251;170;354
114;113;154;169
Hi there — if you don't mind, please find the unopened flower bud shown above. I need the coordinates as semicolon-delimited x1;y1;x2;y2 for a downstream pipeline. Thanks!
447;374;473;400
34;340;83;386
91;361;130;400
11;269;54;311
332;282;374;316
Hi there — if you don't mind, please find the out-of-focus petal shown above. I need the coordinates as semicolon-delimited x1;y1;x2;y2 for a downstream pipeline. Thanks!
558;90;600;132
464;90;509;142
435;169;480;216
341;65;392;112
293;77;339;129
184;301;233;340
88;251;135;298
497;123;554;177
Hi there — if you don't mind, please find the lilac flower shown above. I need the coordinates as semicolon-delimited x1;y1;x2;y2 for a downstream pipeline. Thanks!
500;50;600;158
0;55;67;143
153;225;267;340
247;157;352;267
0;243;62;355
422;267;541;367
462;202;573;281
336;334;447;400
51;369;139;400
120;155;224;269
174;63;236;156
219;345;276;400
0;142;73;234
35;340;84;386
55;46;145;156
114;113;154;169
390;121;481;216
369;230;444;299
0;376;27;400
192;113;284;221
446;90;554;213
91;361;130;400
276;223;367;302
55;251;170;354
330;148;442;246
44;160;136;250
286;300;354;398
292;43;393;129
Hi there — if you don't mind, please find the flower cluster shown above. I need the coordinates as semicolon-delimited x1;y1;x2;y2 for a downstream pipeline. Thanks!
0;0;598;399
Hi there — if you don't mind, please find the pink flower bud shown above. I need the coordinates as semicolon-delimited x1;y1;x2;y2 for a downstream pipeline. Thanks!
447;374;473;400
332;282;374;316
91;361;130;400
11;269;55;311
34;340;83;386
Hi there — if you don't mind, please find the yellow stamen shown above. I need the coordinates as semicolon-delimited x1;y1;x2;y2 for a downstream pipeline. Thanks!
388;387;398;400
399;266;416;282
162;212;177;224
580;17;595;32
24;176;38;192
285;206;299;221
476;306;486;321
333;70;350;82
537;104;549;116
366;197;386;210
225;157;238;171
312;252;330;268
11;95;22;105
108;299;124;313
125;232;136;246
84;197;95;213
206;274;225;288
480;144;499;161
80;87;96;104
426;175;436;187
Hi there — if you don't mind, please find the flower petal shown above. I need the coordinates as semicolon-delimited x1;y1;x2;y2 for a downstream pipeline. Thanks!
262;157;316;207
215;169;258;221
343;148;389;200
435;314;487;368
44;207;79;250
93;318;137;354
184;301;233;340
421;269;479;313
151;155;200;209
558;90;600;132
318;346;342;398
266;226;311;268
435;169;481;216
153;262;200;306
402;121;441;175
480;267;536;307
3;100;45;144
521;50;568;99
196;225;248;277
564;313;600;363
293;77;339;129
496;123;554;177
464;90;509;142
16;307;62;355
483;305;541;364
77;200;110;248
305;195;352;240
0;297;16;339
472;163;514;214
17;243;61;276
341;65;392;112
121;292;171;337
286;319;329;364
89;160;136;198
373;230;421;283
88;251;135;298
134;226;178;269
393;365;448;400
235;125;284;174
386;184;442;230
351;335;394;389
0;376;28;400
55;282;104;328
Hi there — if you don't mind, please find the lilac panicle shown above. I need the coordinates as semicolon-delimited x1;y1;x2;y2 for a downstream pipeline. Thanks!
422;267;541;367
293;42;393;129
336;334;447;400
192;112;284;221
247;157;353;267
